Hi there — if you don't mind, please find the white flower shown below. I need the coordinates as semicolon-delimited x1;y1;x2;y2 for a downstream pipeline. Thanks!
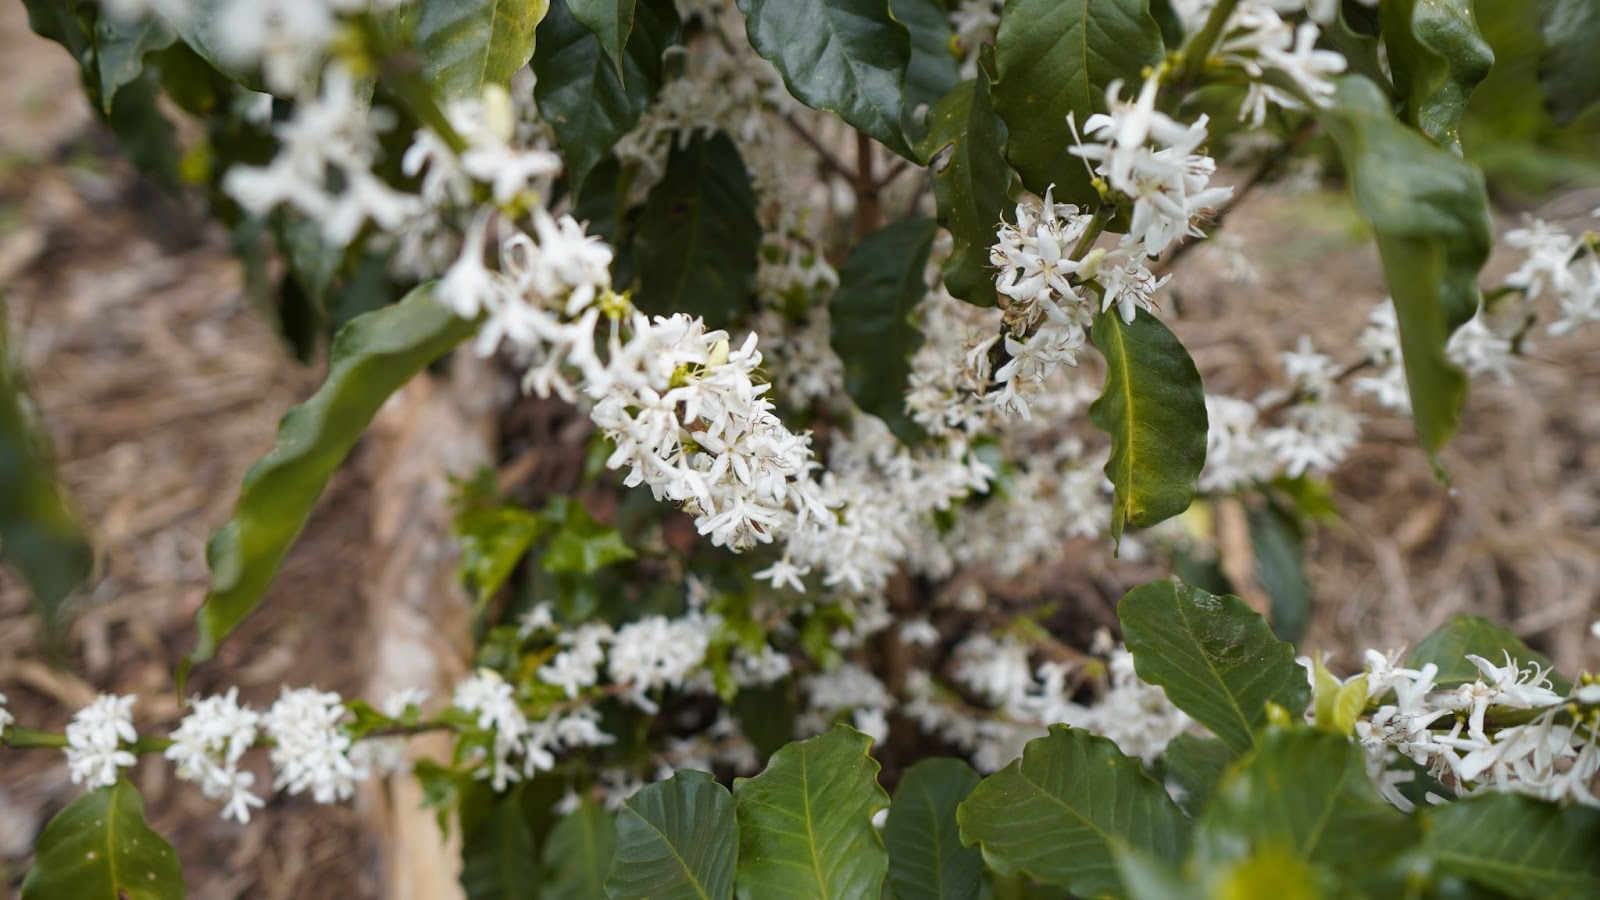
0;692;13;736
899;619;941;648
608;614;717;711
166;688;264;822
1200;395;1276;491
263;687;364;804
64;694;140;789
539;624;613;698
452;670;535;790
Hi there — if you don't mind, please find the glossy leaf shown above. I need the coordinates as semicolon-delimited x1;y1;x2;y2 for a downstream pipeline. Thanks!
1195;729;1419;890
1248;503;1310;644
1118;579;1309;754
829;217;939;446
606;769;738;900
456;505;546;603
892;0;962;146
1088;309;1208;544
1425;792;1600;898
732;725;889;900
21;781;184;900
1538;0;1600;125
990;0;1163;202
634;132;761;328
460;789;538;900
185;285;478;678
418;0;549;100
1161;733;1231;819
1381;0;1494;153
1406;615;1570;693
94;14;177;113
924;49;1011;305
735;0;917;160
539;497;635;575
544;798;618;900
0;295;93;632
884;758;984;900
569;0;637;81
534;0;679;191
957;725;1189;897
1317;76;1491;465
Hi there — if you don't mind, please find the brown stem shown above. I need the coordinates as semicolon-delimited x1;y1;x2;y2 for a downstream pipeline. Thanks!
854;132;881;239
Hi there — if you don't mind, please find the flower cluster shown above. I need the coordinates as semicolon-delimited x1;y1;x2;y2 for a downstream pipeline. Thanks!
166;688;265;822
63;694;139;789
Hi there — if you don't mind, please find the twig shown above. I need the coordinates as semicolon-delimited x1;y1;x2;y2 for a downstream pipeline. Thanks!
854;132;881;238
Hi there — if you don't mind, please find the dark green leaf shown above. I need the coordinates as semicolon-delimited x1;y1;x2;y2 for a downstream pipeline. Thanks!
1118;579;1309;754
884;758;983;900
732;725;889;900
94;14;177;113
1162;733;1231;819
540;497;636;574
1088;309;1208;544
735;0;918;160
1538;0;1600;125
569;0;637;81
1116;848;1201;900
1195;729;1418;891
418;0;550;100
1381;0;1494;153
1406;615;1570;693
534;0;679;191
892;0;962;147
20;0;94;67
606;769;737;900
1247;503;1310;645
0;295;93;633
731;679;797;765
634;132;761;327
184;285;477;679
829;217;938;445
1317;76;1491;464
1426;792;1600;899
956;725;1190;897
21;781;184;900
924;51;1011;305
164;0;266;89
990;0;1163;202
544;798;618;900
460;788;538;900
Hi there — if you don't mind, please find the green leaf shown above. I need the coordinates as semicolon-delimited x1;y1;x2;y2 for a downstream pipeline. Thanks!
1406;615;1570;693
884;758;984;900
606;769;737;900
456;505;547;603
417;0;550;100
1426;792;1600;899
534;0;679;191
21;781;184;900
0;295;93;634
460;788;539;900
184;285;477;679
732;725;890;900
735;0;918;160
990;0;1163;202
94;14;177;114
1247;503;1310;644
731;679;797;765
829;217;938;445
540;497;636;574
1538;0;1600;125
956;725;1190;897
1380;0;1494;153
892;0;962;146
1195;729;1419;891
544;798;618;900
1161;733;1232;819
1316;76;1492;464
1088;309;1208;544
568;0;637;81
924;52;1011;305
633;132;761;328
1118;579;1309;754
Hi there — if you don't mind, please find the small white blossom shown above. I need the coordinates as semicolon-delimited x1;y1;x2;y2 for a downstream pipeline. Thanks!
64;694;139;789
263;687;364;804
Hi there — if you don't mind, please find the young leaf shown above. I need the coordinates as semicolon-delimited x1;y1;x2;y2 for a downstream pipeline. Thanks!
732;725;890;900
1405;615;1570;693
923;49;1011;306
1538;0;1600;125
891;0;961;147
633;132;761;328
885;758;983;900
544;798;618;900
1425;793;1600;898
606;769;738;900
459;788;538;900
539;497;636;574
1161;733;1232;819
418;0;550;100
1088;309;1208;544
184;284;478;679
989;0;1163;203
568;0;637;81
21;781;184;900
1316;76;1492;465
534;0;679;192
956;725;1190;897
1118;579;1309;754
1195;729;1419;892
828;217;939;445
735;0;918;160
456;503;547;603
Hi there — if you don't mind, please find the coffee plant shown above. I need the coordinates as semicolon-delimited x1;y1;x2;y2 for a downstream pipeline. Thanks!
5;0;1600;897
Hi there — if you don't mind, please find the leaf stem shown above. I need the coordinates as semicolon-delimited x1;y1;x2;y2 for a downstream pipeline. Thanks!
1177;0;1241;85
